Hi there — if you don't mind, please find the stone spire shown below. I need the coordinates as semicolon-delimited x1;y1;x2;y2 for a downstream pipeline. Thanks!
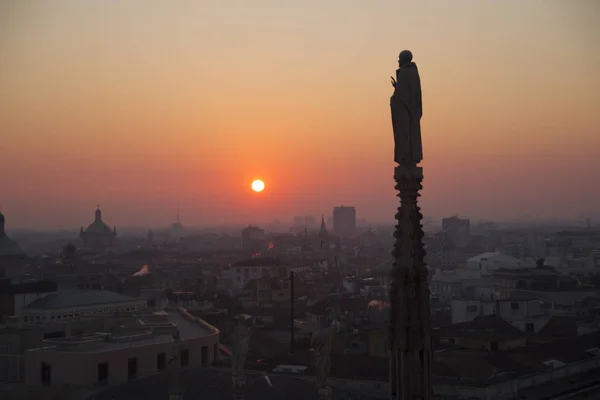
388;50;432;400
0;212;5;237
95;205;102;222
319;215;328;250
319;215;328;238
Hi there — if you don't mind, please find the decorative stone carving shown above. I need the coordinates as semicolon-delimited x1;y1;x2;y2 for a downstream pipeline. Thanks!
388;50;433;400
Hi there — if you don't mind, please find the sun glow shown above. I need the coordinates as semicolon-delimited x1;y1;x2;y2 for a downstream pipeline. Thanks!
251;179;265;192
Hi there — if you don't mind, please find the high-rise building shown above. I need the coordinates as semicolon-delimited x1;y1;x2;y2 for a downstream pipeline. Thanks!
333;206;356;237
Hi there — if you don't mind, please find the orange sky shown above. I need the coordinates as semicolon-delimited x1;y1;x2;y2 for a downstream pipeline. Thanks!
1;1;599;229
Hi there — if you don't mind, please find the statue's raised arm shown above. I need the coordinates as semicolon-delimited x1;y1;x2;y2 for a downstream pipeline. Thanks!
390;50;423;165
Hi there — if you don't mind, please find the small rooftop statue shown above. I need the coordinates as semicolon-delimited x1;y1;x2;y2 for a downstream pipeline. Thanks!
231;314;252;392
390;50;423;165
311;319;340;400
168;330;185;400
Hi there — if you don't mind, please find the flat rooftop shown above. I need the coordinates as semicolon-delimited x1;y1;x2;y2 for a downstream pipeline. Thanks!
164;309;215;339
27;309;216;354
32;332;175;353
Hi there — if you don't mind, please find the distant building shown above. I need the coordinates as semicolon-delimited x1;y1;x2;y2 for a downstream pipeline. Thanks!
228;257;288;288
442;216;470;248
170;208;185;239
238;276;291;310
333;206;356;238
466;252;529;276
240;225;266;252
79;206;117;253
450;297;542;327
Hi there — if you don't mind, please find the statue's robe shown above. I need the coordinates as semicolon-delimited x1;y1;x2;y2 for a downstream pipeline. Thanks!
391;62;423;164
312;327;334;389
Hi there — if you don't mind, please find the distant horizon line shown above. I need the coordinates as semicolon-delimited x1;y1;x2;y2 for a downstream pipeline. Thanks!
7;217;596;234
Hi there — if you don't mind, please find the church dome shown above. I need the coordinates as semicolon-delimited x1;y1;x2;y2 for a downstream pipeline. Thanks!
0;212;24;256
85;220;113;234
83;206;113;234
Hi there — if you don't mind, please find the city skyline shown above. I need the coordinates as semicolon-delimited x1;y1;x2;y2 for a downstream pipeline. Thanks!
2;0;599;229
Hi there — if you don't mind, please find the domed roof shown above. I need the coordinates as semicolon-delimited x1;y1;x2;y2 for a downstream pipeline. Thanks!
0;212;24;256
82;207;115;234
85;220;113;234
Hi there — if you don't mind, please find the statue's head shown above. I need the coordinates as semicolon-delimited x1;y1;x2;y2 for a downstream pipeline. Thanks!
399;50;413;67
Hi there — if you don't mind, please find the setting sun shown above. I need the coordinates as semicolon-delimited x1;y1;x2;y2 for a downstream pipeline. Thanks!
251;179;265;192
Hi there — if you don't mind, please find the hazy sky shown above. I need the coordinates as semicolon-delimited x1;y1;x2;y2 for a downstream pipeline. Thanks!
1;0;599;229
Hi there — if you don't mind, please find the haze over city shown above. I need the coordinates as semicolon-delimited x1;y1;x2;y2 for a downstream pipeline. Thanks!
1;0;599;229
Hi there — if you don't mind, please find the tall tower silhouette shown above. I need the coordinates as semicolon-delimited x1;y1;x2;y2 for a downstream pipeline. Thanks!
388;50;432;400
318;214;329;249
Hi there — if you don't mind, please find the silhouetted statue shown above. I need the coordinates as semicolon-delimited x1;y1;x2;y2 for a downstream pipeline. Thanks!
231;315;252;390
390;50;423;164
312;320;340;399
168;331;185;400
